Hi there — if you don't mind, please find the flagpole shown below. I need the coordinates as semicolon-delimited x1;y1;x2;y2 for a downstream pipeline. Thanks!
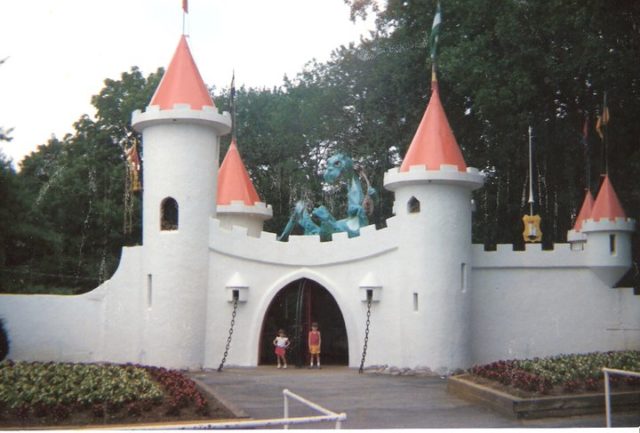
182;0;188;36
583;112;590;192
603;91;608;175
231;70;237;141
528;126;534;216
429;1;441;90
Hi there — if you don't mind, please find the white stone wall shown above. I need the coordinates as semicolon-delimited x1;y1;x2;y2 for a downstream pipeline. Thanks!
203;218;400;369
0;246;143;364
470;260;640;365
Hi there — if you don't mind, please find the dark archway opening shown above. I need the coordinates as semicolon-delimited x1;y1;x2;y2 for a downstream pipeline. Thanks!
259;278;348;367
161;197;179;231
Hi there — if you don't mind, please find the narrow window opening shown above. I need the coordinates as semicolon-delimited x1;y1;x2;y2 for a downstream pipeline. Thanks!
461;263;468;292
407;196;420;214
413;293;419;311
161;197;179;231
147;274;152;308
609;234;616;255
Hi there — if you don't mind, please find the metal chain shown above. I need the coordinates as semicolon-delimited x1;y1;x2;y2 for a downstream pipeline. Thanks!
217;298;239;372
358;298;372;374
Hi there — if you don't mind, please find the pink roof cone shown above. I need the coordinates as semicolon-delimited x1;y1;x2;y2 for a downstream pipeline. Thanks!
573;190;594;232
590;175;627;222
400;84;467;172
150;36;215;110
217;139;261;205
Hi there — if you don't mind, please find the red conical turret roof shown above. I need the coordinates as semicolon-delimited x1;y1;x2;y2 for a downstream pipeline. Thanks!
573;190;594;231
217;139;261;205
400;84;467;172
590;175;626;221
150;36;215;110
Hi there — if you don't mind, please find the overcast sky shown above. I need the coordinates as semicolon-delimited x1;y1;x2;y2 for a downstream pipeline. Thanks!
0;0;376;168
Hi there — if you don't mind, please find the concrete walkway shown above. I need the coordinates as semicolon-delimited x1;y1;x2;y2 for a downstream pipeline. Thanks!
190;366;640;429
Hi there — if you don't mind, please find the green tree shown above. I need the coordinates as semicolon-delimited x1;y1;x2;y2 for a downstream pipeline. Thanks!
2;67;162;293
345;0;640;250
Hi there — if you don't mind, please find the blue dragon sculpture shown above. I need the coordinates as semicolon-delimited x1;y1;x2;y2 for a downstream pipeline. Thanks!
278;153;376;241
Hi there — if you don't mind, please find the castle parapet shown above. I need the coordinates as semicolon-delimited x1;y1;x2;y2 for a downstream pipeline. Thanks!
209;217;398;266
132;103;231;133
384;164;484;191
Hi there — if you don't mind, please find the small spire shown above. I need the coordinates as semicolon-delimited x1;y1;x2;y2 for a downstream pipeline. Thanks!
573;190;594;232
217;139;261;206
150;36;215;110
590;175;626;222
400;84;467;172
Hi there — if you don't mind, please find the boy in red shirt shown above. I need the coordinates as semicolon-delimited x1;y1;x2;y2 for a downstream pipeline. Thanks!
308;322;321;369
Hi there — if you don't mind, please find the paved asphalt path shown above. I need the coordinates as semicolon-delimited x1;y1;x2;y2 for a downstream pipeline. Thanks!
190;366;640;429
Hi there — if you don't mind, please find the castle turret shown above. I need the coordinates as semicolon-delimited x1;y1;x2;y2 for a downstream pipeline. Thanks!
581;175;635;285
132;36;231;368
216;138;272;236
383;81;483;372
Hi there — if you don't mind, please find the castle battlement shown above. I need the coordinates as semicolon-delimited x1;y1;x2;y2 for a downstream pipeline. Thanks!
209;217;398;266
217;200;273;221
132;103;231;133
384;164;484;190
471;243;585;269
581;217;635;232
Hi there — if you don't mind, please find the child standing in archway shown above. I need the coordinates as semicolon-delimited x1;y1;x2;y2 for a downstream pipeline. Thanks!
308;322;322;368
273;329;290;369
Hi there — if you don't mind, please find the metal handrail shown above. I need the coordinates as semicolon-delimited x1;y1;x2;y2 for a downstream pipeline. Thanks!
283;388;346;429
119;388;347;430
602;367;640;428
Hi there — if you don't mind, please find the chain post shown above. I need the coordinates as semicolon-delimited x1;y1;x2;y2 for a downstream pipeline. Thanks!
218;297;238;372
358;298;372;374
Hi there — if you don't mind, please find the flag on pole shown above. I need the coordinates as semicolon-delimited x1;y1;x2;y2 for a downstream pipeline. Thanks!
601;92;609;125
595;93;609;141
230;70;236;102
429;1;442;61
126;144;142;192
183;0;188;14
582;114;589;146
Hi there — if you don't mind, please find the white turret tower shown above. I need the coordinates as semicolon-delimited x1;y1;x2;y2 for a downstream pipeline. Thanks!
132;36;231;368
383;80;484;372
581;175;635;285
216;138;272;237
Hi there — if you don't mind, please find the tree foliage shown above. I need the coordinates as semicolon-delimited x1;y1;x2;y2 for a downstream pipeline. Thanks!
0;68;161;293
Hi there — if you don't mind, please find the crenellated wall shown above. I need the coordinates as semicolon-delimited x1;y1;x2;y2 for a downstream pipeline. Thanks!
0;207;637;372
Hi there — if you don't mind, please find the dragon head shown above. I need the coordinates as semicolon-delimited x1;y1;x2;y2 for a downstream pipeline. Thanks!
323;153;353;184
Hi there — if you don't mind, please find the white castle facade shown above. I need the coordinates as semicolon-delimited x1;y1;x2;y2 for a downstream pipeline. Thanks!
1;36;638;373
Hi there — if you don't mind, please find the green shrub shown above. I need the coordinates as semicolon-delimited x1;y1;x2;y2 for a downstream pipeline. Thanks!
0;318;8;361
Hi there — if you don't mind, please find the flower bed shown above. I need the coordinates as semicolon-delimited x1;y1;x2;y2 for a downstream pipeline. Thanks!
468;351;640;396
0;361;234;427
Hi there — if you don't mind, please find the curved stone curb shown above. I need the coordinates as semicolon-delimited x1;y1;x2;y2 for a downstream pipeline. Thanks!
447;374;640;419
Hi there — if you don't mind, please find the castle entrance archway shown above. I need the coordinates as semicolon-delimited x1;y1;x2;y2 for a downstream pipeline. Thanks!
259;278;348;366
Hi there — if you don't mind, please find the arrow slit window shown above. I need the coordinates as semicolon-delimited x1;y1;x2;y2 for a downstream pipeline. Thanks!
609;234;616;255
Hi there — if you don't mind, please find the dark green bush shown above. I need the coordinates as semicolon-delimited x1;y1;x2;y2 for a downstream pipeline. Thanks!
0;318;9;361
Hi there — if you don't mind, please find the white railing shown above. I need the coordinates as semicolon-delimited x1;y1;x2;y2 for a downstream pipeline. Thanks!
602;367;640;428
120;388;346;430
